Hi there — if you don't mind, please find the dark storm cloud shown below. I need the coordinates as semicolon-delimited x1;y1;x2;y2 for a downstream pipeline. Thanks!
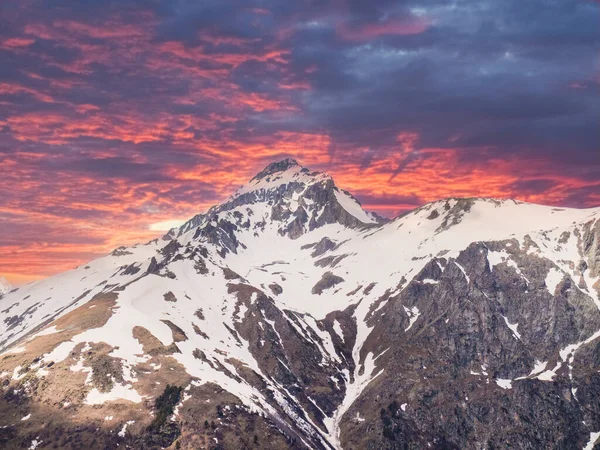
58;156;173;182
353;192;424;207
506;179;561;195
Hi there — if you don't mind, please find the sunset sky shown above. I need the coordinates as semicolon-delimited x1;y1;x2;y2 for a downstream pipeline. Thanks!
1;0;599;286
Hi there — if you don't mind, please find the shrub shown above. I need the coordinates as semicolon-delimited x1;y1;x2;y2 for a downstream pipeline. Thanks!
149;384;183;430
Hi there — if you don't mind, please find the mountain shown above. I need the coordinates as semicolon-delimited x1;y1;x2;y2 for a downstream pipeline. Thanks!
1;159;599;450
0;277;11;297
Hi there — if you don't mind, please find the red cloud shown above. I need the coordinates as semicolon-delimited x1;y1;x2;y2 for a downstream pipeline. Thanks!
1;37;35;48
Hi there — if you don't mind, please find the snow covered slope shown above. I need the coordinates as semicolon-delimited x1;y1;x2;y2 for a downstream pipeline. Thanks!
1;160;599;450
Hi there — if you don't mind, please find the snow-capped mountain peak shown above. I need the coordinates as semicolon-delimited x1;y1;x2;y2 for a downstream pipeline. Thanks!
176;159;380;239
231;158;330;199
247;157;304;182
255;157;300;175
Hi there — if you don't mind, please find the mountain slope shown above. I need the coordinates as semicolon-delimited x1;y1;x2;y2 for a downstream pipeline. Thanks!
1;160;599;450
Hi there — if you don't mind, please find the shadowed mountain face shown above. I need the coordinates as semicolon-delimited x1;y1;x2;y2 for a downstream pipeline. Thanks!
1;160;599;450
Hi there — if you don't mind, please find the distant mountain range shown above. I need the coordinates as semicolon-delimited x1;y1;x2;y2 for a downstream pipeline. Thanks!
1;159;599;450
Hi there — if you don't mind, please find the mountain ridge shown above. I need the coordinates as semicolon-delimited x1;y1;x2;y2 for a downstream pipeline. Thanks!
172;159;598;240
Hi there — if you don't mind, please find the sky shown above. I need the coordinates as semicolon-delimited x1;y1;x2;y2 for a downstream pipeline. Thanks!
0;0;599;286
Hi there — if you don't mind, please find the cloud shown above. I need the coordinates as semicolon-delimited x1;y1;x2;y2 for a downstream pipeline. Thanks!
337;17;430;41
148;219;187;231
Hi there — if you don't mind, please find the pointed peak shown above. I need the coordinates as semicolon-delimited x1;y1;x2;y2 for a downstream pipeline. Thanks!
175;158;383;239
252;158;302;181
232;159;329;199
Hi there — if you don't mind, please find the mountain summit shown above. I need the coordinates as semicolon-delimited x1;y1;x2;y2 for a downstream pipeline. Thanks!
250;158;302;181
176;159;381;241
1;161;600;449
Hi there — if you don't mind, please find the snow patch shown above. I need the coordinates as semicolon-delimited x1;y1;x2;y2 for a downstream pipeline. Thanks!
487;249;511;270
536;371;557;381
332;320;344;343
327;351;385;449
85;383;143;405
584;431;600;450
454;261;470;284
403;306;420;331
333;189;377;224
545;268;564;295
118;420;135;437
3;346;26;355
501;315;521;339
528;360;547;376
495;378;512;389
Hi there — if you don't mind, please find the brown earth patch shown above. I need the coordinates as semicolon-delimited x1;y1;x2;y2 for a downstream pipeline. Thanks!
192;323;209;339
132;326;180;356
0;293;118;376
160;320;188;342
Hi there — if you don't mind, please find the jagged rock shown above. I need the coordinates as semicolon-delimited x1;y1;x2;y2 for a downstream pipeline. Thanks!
121;263;141;276
269;283;283;295
312;271;345;294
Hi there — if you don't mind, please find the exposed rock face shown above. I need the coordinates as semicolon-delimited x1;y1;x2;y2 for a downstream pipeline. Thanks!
0;160;599;450
344;242;600;449
582;219;600;278
312;272;345;295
